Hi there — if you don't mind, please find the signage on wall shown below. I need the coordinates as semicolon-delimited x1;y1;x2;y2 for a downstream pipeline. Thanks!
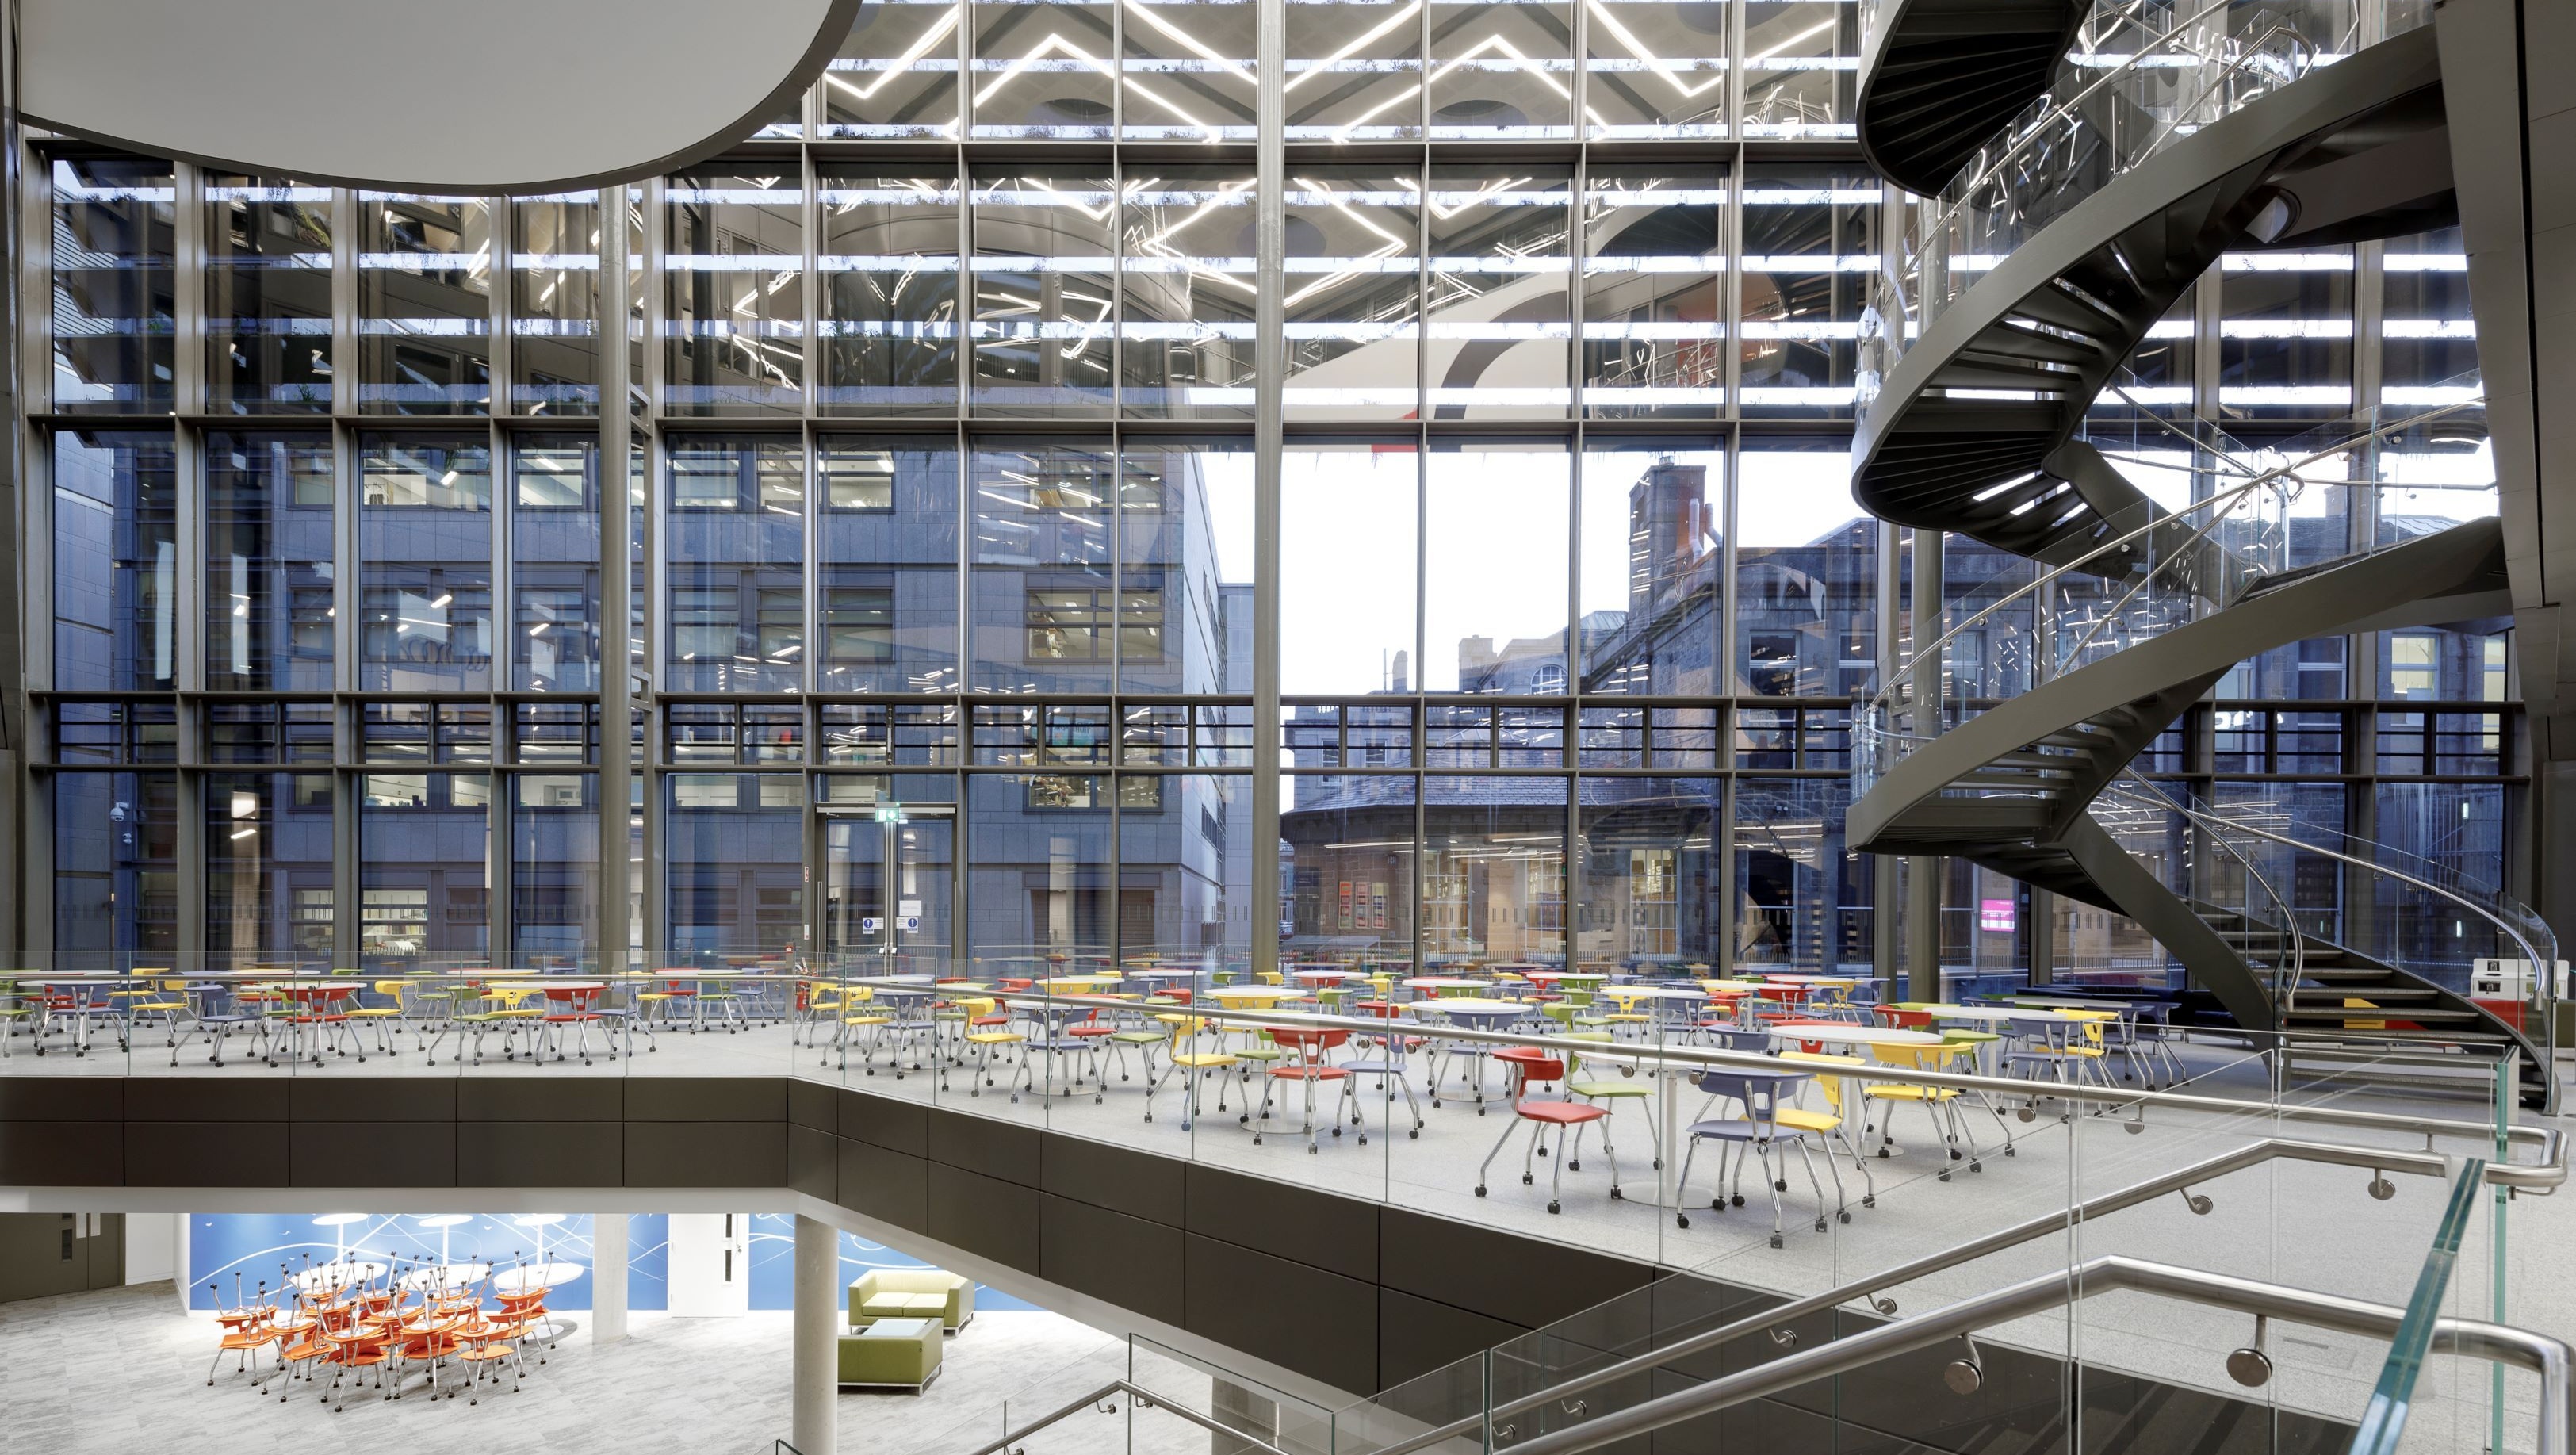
1979;898;2015;933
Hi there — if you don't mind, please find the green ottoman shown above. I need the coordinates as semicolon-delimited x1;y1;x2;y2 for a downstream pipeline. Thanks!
839;1317;944;1392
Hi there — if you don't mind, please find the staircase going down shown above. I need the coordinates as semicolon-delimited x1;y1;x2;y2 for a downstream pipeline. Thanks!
1847;7;2555;1108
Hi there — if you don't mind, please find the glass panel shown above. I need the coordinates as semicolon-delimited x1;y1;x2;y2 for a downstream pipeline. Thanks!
1740;0;1858;138
514;434;603;692
1284;174;1420;419
823;0;964;138
205;431;335;691
513;772;600;966
970;172;1118;415
971;0;1116;139
358;433;494;691
52;430;179;693
1424;438;1567;691
2382;227;2476;400
2218;247;2354;421
207;771;335;967
1117;439;1254;692
358;193;493;413
1426;170;1570;419
1732;775;1866;971
1283;441;1417;694
1428;0;1572;138
1576;775;1718;973
55;772;180;962
1579;443;1721;695
970;439;1116;691
1740;167;1878;415
1285;0;1423;140
1582;170;1728;417
1117;773;1253;970
969;773;1115;976
666;436;807;693
820;436;963;691
668;775;806;954
49;157;174;413
1280;772;1415;965
1121;169;1257;418
1422;775;1565;966
821;169;963;415
359;770;492;962
1583;0;1728;139
1122;0;1258;140
1736;438;1875;695
205;176;334;414
819;776;956;971
665;171;807;415
511;191;600;415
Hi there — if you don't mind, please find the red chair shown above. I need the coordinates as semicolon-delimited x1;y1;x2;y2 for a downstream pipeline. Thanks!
1873;1005;1934;1030
1253;1027;1357;1152
1476;1047;1621;1213
540;985;607;1063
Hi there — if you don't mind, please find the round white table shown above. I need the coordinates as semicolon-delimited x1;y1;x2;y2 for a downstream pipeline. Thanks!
397;1261;492;1291
291;1262;387;1292
491;1262;587;1292
1206;986;1311;1004
1765;1020;1948;1047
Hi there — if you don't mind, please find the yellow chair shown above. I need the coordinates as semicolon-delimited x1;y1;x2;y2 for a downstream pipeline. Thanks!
952;996;1025;1099
1779;1050;1874;1211
344;978;411;1054
124;977;196;1061
1145;1017;1239;1129
1861;1042;1988;1177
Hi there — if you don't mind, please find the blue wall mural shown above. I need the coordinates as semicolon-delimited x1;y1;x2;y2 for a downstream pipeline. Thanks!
186;1212;1036;1314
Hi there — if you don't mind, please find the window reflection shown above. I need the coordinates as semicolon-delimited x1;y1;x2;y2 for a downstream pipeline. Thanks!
821;437;963;691
50;158;174;413
358;193;492;413
823;171;962;414
206;176;333;413
56;773;180;960
973;174;1117;415
825;0;964;138
1286;0;1424;140
1426;170;1570;419
358;434;494;692
972;0;1116;137
1577;777;1718;971
666;172;807;415
1583;0;1727;138
1740;0;1857;138
52;431;179;692
206;431;335;691
1740;168;1878;415
1429;0;1572;139
1119;440;1254;692
1579;446;1720;695
511;192;600;415
2218;249;2353;419
1583;171;1726;417
514;435;602;693
667;437;806;693
1122;0;1257;139
1122;170;1257;418
1735;439;1874;695
1284;174;1421;419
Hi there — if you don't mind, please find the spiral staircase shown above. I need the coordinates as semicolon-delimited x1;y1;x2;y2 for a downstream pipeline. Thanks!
1847;2;2558;1108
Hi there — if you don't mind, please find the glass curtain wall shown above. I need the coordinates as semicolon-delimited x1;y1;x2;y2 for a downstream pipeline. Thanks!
16;14;2521;981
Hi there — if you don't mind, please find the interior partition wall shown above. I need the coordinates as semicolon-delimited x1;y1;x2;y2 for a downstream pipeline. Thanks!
12;3;2523;979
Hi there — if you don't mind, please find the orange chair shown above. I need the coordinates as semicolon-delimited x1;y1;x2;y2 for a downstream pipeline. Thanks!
1251;1026;1358;1153
206;1304;278;1388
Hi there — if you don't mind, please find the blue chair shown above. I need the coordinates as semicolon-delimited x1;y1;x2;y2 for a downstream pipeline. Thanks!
1675;1069;1832;1247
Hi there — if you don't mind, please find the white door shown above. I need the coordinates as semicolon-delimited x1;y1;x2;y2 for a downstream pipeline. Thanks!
666;1213;751;1316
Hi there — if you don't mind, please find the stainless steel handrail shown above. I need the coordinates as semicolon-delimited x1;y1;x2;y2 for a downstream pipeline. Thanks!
1497;1256;2570;1455
844;985;2568;1185
2099;775;2308;1018
956;1380;1299;1455
1350;1135;2490;1455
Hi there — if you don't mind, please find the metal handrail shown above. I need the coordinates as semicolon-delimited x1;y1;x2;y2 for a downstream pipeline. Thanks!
1862;389;2490;736
955;1380;1299;1455
1496;1257;2570;1455
1352;1135;2500;1455
2138;783;2559;1016
847;984;2568;1185
2099;775;2309;1018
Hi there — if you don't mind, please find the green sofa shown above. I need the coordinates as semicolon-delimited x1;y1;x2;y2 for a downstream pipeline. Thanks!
848;1269;974;1332
838;1317;943;1392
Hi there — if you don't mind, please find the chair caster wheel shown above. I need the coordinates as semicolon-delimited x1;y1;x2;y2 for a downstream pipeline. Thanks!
1476;1185;1487;1197
1652;1158;1662;1170
1774;1179;1787;1192
1969;1161;1983;1173
1814;1218;1827;1233
1862;1195;1877;1208
1949;1149;1962;1161
1409;1129;1419;1139
1547;1201;1561;1214
1769;1234;1784;1250
1711;1197;1725;1210
1521;1174;1534;1185
1308;1145;1319;1154
1331;1127;1342;1138
1838;1211;1852;1224
1609;1187;1623;1201
2005;1145;2017;1156
1567;1159;1582;1171
1357;1135;1368;1146
1938;1170;1952;1182
1731;1194;1746;1208
1253;1135;1264;1145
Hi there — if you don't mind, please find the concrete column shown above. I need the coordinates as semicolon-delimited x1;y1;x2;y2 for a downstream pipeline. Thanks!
792;1215;838;1455
591;1212;628;1344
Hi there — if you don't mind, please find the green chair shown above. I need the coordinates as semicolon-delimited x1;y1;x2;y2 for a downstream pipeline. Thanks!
839;1317;944;1391
849;1269;974;1331
1560;1031;1657;1170
1540;1001;1608;1034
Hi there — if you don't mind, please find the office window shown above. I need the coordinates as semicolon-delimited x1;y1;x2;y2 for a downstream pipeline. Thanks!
206;176;333;413
1426;170;1571;418
1284;174;1421;419
50;157;174;412
205;431;335;691
1122;170;1257;418
821;170;961;414
971;0;1116;139
1286;0;1422;140
358;434;494;691
511;191;601;415
1584;0;1728;138
1740;169;1878;415
358;193;492;413
821;438;962;691
666;172;807;414
823;1;963;138
666;437;806;691
52;430;179;692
